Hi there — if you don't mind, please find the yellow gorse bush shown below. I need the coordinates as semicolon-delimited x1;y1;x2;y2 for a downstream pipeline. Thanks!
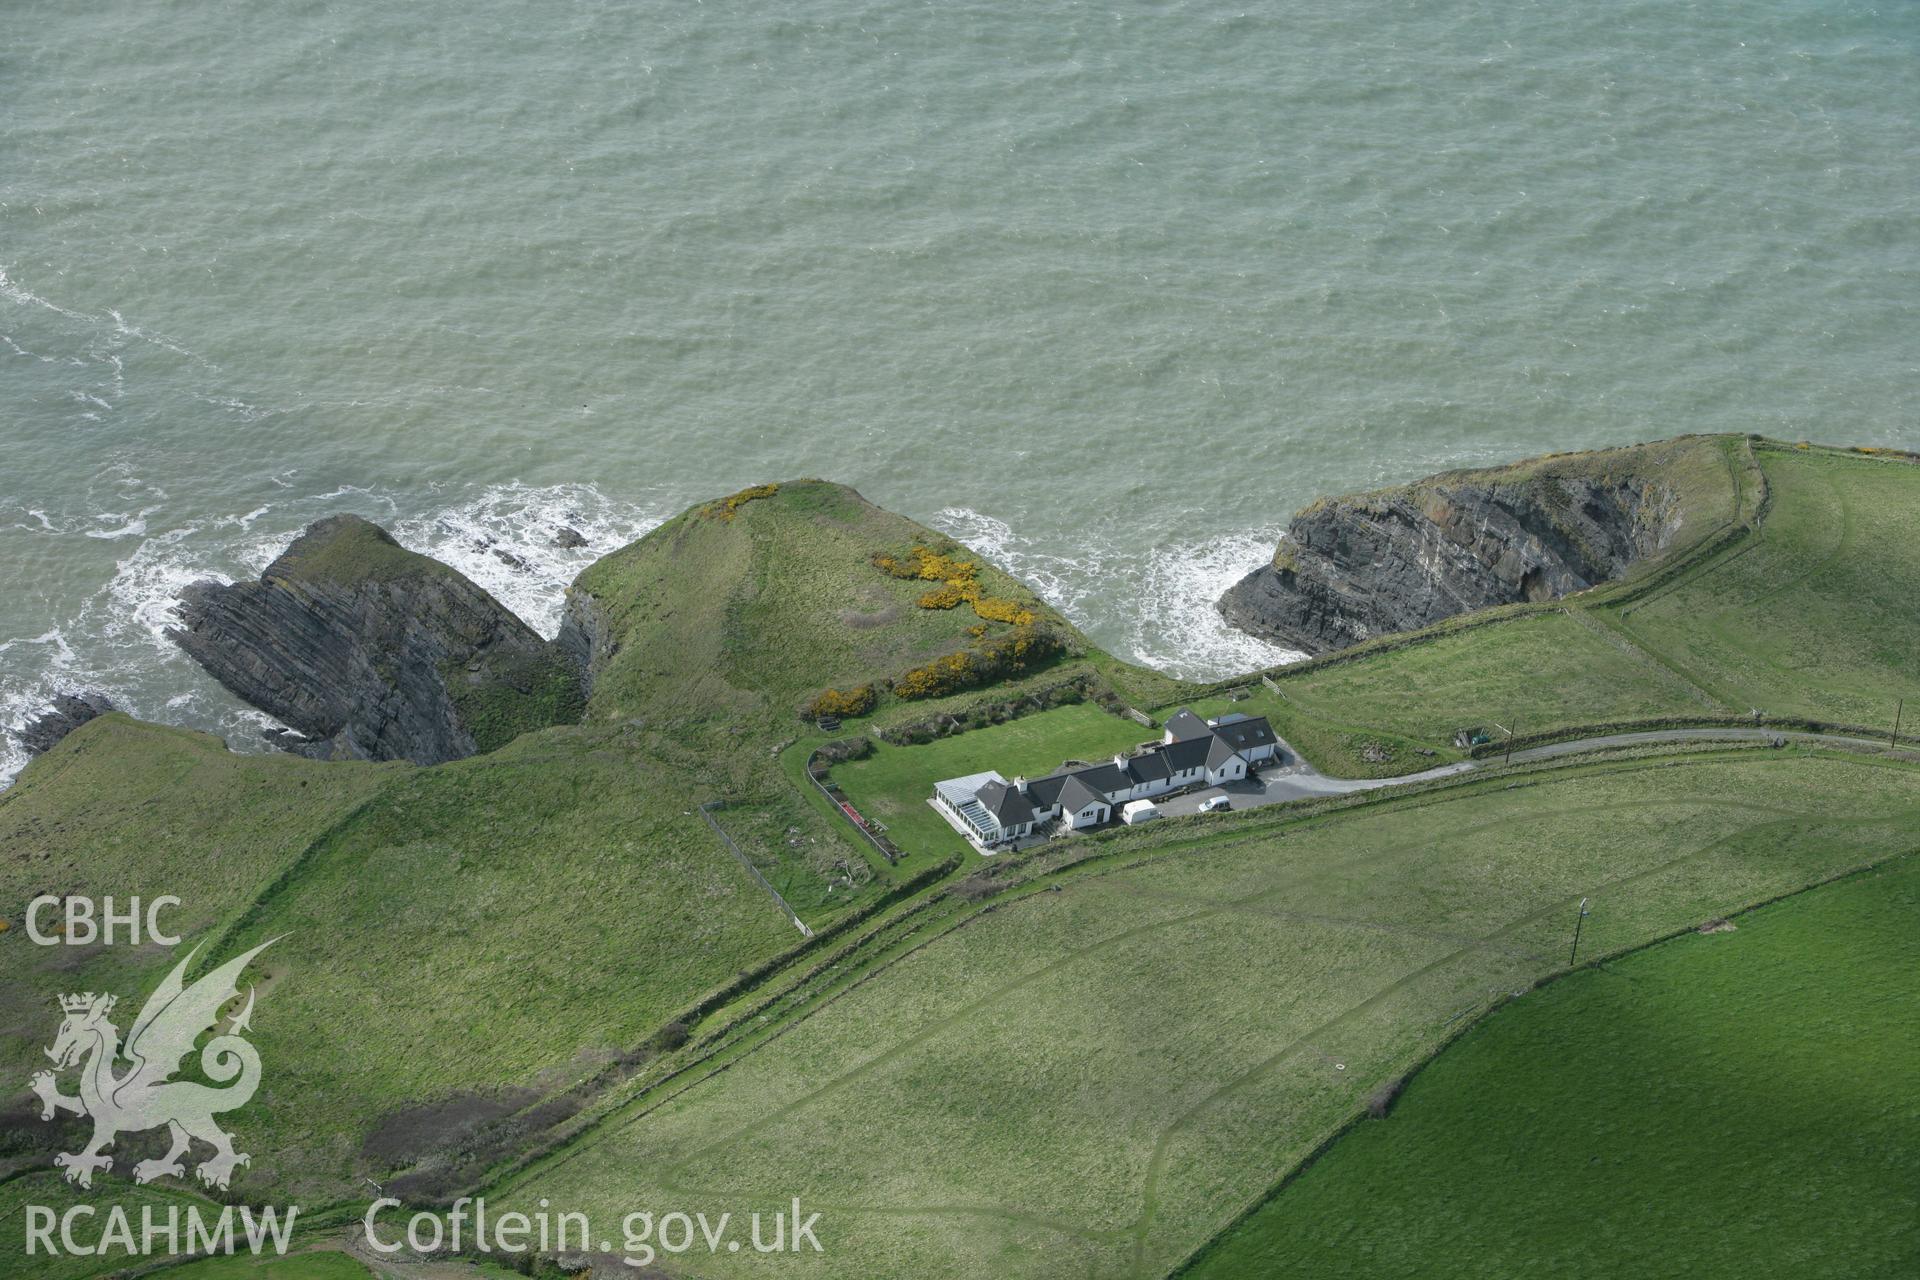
971;595;1036;626
874;544;1036;627
706;483;781;520
803;683;877;719
890;626;1062;700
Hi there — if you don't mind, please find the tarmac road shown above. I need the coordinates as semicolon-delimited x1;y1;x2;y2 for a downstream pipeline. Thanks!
1149;727;1907;819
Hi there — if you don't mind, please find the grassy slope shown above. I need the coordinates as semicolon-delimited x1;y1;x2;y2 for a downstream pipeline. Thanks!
1263;441;1918;774
116;1251;370;1280
491;748;1920;1280
0;718;800;1207
1611;445;1920;725
8;441;1916;1279
0;481;1165;1232
0;1175;219;1280
1185;855;1920;1280
566;477;1185;890
215;727;802;1201
0;716;395;1169
571;479;1090;731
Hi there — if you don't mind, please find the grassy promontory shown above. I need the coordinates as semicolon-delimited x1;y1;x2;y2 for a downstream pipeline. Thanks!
3;437;1916;1280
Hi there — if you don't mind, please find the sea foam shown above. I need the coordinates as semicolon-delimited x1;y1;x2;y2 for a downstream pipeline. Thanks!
0;480;671;789
930;507;1305;683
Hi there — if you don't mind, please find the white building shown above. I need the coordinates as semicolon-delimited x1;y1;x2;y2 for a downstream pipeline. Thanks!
930;709;1283;846
932;770;1039;847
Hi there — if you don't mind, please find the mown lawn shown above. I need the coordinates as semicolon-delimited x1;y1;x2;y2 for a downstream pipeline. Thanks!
833;701;1159;859
1185;854;1920;1280
489;748;1920;1280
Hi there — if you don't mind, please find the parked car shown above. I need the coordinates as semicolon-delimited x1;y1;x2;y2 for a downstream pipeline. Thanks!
1199;796;1233;814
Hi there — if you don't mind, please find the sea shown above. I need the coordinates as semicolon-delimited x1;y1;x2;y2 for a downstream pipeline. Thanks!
4;0;1917;786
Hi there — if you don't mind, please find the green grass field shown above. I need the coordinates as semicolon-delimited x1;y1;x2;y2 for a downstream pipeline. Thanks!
147;1252;371;1280
0;719;804;1205
8;439;1919;1280
1257;443;1919;775
490;748;1920;1279
833;701;1158;858
1608;446;1920;727
1185;855;1920;1280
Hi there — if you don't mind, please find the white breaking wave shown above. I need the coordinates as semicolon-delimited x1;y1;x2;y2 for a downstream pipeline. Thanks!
1121;528;1309;680
0;480;672;790
4;483;1285;793
929;507;1305;683
391;481;668;637
0;628;90;794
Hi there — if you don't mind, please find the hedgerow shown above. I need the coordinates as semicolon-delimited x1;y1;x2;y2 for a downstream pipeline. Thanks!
891;626;1064;700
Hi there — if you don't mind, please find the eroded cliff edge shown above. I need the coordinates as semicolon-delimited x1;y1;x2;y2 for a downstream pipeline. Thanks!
1218;437;1739;655
170;514;581;763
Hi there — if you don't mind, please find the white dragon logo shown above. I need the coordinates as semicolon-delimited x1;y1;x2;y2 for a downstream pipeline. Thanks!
29;937;278;1191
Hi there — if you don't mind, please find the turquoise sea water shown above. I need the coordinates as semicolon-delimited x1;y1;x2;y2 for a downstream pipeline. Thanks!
3;0;1916;783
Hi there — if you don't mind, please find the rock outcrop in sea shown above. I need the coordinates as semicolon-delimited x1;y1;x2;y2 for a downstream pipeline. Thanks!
170;515;582;764
1218;447;1702;655
15;692;118;756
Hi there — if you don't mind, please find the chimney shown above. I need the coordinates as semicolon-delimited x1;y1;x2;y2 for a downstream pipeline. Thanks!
1113;754;1129;770
1013;775;1027;794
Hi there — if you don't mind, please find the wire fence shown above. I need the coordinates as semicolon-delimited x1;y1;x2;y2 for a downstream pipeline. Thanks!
698;800;814;937
804;750;903;865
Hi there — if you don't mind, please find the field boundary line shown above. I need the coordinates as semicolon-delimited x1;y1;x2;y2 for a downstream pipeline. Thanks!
1161;845;1920;1279
699;799;814;937
1564;606;1728;708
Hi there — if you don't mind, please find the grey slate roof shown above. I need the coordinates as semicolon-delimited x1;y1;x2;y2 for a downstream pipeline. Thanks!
1162;736;1212;772
1074;762;1134;798
1212;715;1279;755
1026;773;1070;809
976;779;1035;828
1129;751;1173;784
1206;735;1242;769
1058;774;1108;814
1163;708;1211;741
974;707;1271;831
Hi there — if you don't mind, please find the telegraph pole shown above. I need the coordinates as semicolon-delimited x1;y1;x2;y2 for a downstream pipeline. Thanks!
1505;722;1517;766
1893;699;1905;749
1568;897;1590;967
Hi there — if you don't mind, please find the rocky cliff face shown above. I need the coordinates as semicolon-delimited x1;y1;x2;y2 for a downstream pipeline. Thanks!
170;515;581;763
1219;453;1699;655
553;588;617;701
15;692;118;756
